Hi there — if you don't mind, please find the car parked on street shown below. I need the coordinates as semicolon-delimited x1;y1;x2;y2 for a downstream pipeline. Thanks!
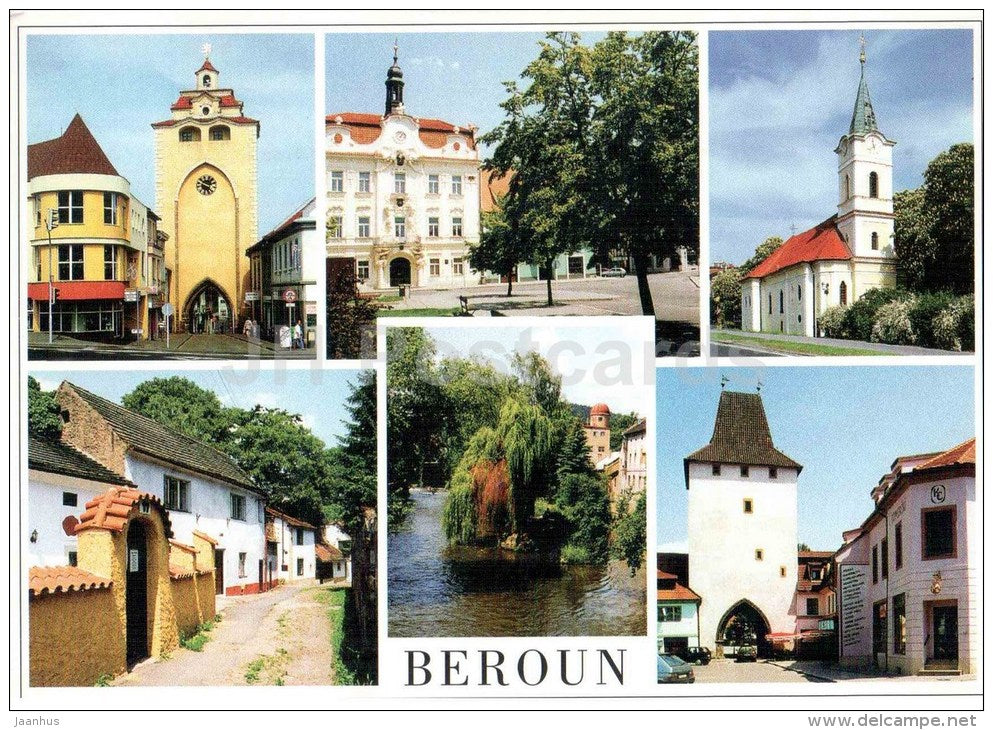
601;267;627;278
735;645;758;662
657;653;696;683
675;646;712;665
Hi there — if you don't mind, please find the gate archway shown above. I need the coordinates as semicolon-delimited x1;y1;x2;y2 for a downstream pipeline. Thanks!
716;599;773;658
184;279;233;334
389;257;412;288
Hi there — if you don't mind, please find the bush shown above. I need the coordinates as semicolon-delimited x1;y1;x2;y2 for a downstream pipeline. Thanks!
560;543;592;564
442;482;477;545
956;294;975;351
843;288;910;342
818;305;849;338
908;292;955;349
871;298;916;345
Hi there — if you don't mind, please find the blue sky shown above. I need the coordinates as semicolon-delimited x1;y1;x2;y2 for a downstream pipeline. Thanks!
29;367;367;448
710;28;974;265
326;31;604;156
26;33;314;234
656;365;975;553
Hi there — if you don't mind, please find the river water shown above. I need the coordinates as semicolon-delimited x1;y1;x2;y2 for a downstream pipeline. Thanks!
388;489;647;637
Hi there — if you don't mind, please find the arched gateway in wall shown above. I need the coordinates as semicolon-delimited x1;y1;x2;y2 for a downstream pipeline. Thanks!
716;599;773;659
183;278;233;334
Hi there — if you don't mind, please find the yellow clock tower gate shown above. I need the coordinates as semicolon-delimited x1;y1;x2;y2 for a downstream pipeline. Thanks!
152;46;259;333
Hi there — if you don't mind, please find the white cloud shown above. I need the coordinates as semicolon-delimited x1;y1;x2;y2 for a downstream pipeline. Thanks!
657;539;688;554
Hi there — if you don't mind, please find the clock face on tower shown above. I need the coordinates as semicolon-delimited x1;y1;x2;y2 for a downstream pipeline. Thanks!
196;175;217;195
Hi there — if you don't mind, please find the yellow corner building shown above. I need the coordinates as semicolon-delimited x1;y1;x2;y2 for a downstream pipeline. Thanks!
152;52;259;334
27;114;167;341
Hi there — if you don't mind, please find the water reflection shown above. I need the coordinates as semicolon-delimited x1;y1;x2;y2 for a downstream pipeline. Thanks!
389;489;647;637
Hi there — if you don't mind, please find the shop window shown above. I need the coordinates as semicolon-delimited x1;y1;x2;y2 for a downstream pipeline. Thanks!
892;593;906;654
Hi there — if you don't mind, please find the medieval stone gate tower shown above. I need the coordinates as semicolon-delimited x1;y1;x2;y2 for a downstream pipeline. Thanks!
153;46;259;332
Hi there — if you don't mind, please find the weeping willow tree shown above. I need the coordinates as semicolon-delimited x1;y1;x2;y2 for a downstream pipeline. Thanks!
442;399;554;544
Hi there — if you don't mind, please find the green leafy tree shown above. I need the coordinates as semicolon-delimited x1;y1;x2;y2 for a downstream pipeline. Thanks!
511;350;565;416
555;419;596;480
386;328;450;525
555;472;611;563
607;412;640;452
326;371;378;535
894;187;932;292
710;267;743;329
28;376;62;441
500;400;555;532
923;143;974;294
591;31;699;315
611;489;647;573
470;195;524;297
741;236;784;274
122;376;235;444
327;261;376;360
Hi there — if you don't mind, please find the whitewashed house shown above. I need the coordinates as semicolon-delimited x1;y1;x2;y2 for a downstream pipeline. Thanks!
265;507;318;584
27;436;139;568
319;523;352;582
835;438;976;676
657;570;702;655
54;381;267;596
685;390;802;657
326;44;481;290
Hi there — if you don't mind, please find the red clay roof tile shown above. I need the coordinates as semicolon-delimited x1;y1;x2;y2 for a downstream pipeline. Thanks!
315;543;344;562
657;584;701;602
29;566;112;597
918;438;976;470
76;487;172;537
744;216;852;279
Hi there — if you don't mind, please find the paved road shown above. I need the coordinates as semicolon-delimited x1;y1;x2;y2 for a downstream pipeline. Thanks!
383;271;701;324
712;329;974;357
691;659;830;683
113;583;336;687
28;332;316;360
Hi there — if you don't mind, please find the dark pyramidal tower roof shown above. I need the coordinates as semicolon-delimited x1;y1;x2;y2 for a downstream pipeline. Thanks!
685;391;802;483
27;113;120;180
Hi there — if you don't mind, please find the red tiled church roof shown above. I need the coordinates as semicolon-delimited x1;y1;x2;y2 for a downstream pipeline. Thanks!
744;216;852;279
198;58;218;74
151;115;258;129
27;114;119;180
29;566;112;597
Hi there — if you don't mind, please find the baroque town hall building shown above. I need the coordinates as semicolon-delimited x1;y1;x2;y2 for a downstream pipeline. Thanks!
741;42;897;337
326;46;481;290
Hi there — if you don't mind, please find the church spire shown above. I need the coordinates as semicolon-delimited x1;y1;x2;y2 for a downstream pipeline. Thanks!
385;38;405;117
848;34;879;135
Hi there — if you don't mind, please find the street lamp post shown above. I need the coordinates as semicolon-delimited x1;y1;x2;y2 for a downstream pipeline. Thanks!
45;209;59;344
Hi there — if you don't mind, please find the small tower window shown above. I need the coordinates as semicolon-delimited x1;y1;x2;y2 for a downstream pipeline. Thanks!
797;284;802;301
844;174;851;200
869;172;879;198
755;549;764;561
712;463;721;476
179;126;201;143
209;125;230;141
743;498;753;514
839;281;848;306
871;232;879;250
780;566;787;578
779;290;784;314
203;75;212;88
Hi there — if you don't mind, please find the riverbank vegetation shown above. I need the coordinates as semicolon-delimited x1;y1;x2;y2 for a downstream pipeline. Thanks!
387;327;645;571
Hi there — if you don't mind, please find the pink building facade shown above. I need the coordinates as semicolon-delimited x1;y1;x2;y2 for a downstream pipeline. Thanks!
835;439;976;676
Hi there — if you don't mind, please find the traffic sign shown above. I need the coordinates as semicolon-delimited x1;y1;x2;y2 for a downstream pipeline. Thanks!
245;291;260;302
161;303;175;317
282;289;298;303
124;289;139;302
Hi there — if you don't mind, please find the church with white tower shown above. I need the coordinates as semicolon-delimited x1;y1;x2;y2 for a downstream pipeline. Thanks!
685;389;802;657
741;39;898;337
326;44;481;290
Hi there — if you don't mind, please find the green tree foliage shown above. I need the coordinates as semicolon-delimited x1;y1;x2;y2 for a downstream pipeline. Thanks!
512;350;565;416
591;31;699;316
611;490;647;574
385;328;449;525
326;371;378;535
741;236;784;274
554;472;611;564
710;267;743;329
122;376;234;443
607;412;640;452
28;376;62;441
327;261;376;360
470;196;523;297
841;288;911;342
555;419;596;480
895;143;974;295
500;400;555;531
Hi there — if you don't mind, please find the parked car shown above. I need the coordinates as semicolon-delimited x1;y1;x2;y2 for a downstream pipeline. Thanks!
675;646;712;665
657;654;695;683
735;645;758;662
601;267;627;278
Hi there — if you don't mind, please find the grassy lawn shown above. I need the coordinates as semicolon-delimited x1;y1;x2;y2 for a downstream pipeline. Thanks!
375;307;461;318
713;332;888;357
